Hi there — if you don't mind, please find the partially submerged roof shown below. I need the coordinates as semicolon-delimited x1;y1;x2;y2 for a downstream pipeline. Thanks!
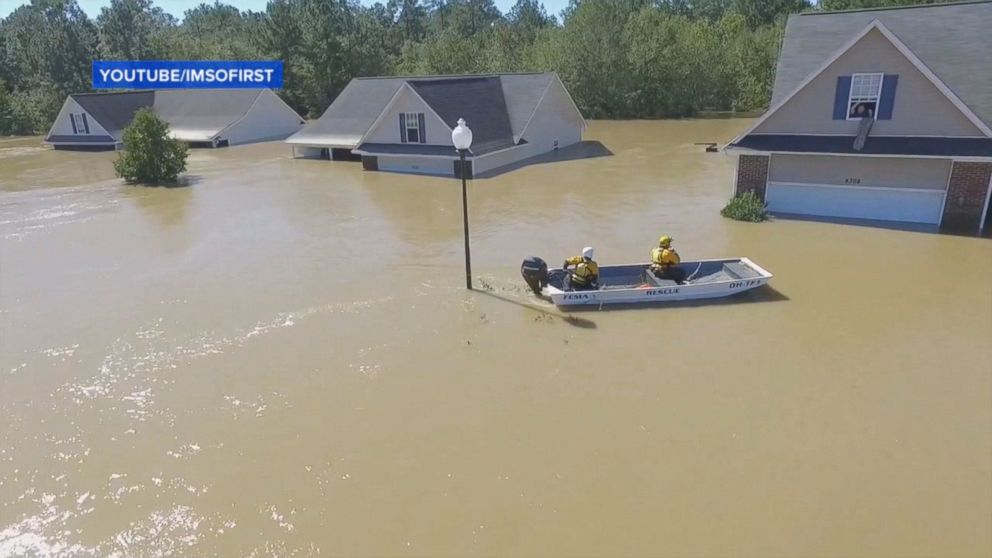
772;1;992;127
152;89;263;141
286;73;561;149
409;77;515;154
50;89;296;143
70;91;154;139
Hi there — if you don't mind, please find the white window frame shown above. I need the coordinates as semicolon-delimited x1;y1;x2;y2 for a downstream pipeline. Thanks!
404;112;421;143
72;113;88;134
846;72;884;121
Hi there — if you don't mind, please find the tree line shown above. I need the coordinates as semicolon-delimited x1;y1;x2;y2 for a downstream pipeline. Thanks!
0;0;943;135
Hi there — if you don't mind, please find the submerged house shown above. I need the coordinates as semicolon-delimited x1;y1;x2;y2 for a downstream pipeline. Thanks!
45;89;305;150
286;72;586;177
727;1;992;234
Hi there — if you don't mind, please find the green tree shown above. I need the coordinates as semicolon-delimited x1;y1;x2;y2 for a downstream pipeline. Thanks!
819;0;942;10
97;0;176;59
0;80;14;135
731;0;809;27
171;2;263;59
114;108;189;185
446;0;502;36
507;0;553;31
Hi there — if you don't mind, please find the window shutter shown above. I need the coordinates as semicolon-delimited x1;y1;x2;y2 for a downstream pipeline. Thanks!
418;113;426;144
833;75;852;120
82;113;90;134
399;113;407;143
70;114;78;134
877;75;898;120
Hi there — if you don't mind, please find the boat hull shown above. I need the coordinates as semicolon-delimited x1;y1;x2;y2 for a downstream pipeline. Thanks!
542;257;772;307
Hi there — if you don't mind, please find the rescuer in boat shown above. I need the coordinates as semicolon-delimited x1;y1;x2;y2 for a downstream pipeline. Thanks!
650;236;687;284
562;246;599;290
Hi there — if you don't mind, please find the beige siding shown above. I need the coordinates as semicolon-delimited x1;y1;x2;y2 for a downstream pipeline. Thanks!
473;145;532;174
754;28;984;137
221;90;304;145
362;86;452;145
519;78;584;153
474;78;584;175
769;154;951;190
48;98;111;137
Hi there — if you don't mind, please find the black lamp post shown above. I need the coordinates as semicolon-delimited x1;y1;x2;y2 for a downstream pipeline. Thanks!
451;118;473;290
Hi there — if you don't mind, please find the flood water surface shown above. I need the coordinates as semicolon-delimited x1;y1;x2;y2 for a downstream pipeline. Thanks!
1;121;990;557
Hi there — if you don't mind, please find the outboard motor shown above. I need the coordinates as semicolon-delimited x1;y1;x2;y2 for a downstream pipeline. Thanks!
520;257;549;295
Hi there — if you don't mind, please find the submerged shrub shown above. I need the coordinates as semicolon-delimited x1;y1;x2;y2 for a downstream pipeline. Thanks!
114;108;188;185
721;190;768;222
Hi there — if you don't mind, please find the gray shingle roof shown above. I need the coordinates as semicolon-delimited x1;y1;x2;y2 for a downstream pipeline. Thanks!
409;77;515;154
69;91;154;139
152;89;263;141
52;89;292;143
773;1;992;127
286;73;556;148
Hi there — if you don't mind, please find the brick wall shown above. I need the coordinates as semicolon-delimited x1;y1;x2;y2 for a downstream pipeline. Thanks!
942;162;992;233
735;155;770;200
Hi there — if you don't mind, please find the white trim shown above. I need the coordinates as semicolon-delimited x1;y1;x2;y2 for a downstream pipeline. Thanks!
351;149;459;160
728;20;992;146
471;142;530;160
357;83;453;148
745;132;987;139
724;147;992;162
937;161;954;226
845;72;883;121
980;168;992;234
732;155;742;196
42;140;118;146
403;111;421;143
767;180;945;195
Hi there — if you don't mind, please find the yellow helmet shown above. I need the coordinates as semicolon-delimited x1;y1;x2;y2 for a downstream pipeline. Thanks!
659;235;672;247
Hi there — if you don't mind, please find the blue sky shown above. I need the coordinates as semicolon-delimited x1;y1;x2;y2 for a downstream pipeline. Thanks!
1;0;566;21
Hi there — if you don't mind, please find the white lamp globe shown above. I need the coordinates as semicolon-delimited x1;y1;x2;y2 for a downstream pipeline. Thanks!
451;118;473;151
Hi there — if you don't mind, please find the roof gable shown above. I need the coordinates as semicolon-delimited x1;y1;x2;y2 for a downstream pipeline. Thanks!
286;73;560;149
772;2;992;129
734;19;992;145
152;89;263;140
70;91;154;137
750;25;985;137
408;77;515;153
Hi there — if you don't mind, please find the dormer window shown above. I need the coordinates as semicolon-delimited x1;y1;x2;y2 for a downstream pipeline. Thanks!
847;73;883;120
71;113;89;134
403;112;422;143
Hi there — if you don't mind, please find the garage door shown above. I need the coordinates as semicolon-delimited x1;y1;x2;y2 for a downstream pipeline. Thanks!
765;155;949;224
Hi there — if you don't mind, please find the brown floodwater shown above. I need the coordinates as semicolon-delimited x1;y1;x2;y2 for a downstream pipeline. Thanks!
1;121;990;557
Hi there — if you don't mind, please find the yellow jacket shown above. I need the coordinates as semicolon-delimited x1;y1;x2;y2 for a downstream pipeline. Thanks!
651;247;680;268
564;256;599;285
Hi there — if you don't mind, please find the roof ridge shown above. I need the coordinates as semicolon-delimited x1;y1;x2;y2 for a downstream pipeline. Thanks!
801;0;992;16
354;72;551;81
